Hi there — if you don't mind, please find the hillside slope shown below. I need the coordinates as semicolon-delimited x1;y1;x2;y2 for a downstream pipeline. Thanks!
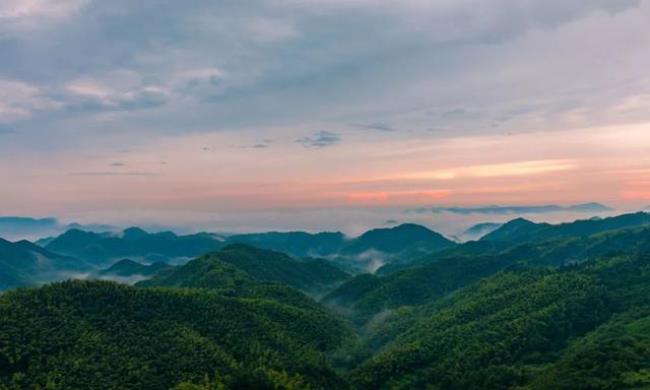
140;244;350;294
0;280;353;389
348;254;650;389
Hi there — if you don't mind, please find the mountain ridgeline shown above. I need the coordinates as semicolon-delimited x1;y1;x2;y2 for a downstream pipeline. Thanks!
1;211;649;389
139;244;350;295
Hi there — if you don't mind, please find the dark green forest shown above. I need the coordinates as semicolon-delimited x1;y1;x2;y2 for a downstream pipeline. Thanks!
1;214;649;389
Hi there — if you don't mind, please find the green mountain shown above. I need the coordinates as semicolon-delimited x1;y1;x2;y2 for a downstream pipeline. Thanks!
0;238;90;291
324;254;516;322
482;212;650;242
341;224;455;255
39;224;455;277
0;280;353;389
381;216;650;276
347;254;650;389
327;225;650;321
140;244;350;294
3;213;650;389
480;217;544;241
226;231;346;257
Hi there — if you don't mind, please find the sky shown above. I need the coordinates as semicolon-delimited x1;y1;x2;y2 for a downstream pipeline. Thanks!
1;0;650;234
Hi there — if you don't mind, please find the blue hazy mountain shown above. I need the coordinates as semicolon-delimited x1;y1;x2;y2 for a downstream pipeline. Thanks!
415;202;613;215
0;238;91;291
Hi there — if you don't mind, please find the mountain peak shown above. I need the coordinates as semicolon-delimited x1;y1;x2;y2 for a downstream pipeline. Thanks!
122;227;149;239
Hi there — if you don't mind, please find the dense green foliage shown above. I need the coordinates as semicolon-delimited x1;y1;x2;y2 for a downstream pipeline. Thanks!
140;244;350;294
324;254;516;321
1;214;649;389
0;280;353;389
347;254;649;389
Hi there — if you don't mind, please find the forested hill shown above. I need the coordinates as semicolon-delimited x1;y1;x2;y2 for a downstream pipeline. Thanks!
346;254;650;389
325;225;650;321
481;212;650;243
139;244;350;294
0;280;354;389
1;214;649;389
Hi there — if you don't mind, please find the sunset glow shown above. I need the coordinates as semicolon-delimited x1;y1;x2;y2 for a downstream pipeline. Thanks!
1;0;650;232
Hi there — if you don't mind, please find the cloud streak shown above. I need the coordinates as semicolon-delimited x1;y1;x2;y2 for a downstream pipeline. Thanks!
296;131;341;148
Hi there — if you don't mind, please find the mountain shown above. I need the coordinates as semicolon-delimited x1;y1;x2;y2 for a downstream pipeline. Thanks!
40;224;456;275
1;213;649;389
457;222;502;241
226;231;346;257
327;224;650;320
331;224;456;272
140;244;350;294
481;212;650;243
45;228;223;264
480;217;546;241
97;259;175;284
341;223;455;255
347;254;650;389
417;202;613;215
0;280;353;389
0;238;90;291
324;253;517;322
0;216;118;242
0;216;59;240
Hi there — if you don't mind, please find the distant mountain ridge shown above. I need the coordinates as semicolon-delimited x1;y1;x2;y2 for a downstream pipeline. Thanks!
342;223;455;255
45;228;222;264
456;222;502;241
414;202;613;215
0;238;90;290
481;212;650;242
98;259;174;278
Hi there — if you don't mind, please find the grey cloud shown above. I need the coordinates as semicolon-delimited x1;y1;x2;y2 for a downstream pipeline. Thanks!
296;131;341;148
110;162;126;167
240;139;273;149
0;125;16;135
0;0;647;154
355;122;396;132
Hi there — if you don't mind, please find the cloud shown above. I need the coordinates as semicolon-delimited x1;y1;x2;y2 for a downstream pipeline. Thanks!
0;0;90;34
0;124;16;134
241;139;273;149
355;122;397;132
296;131;341;148
0;80;61;122
110;162;126;167
467;160;578;178
413;203;613;215
1;0;649;224
63;75;169;112
67;171;157;177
